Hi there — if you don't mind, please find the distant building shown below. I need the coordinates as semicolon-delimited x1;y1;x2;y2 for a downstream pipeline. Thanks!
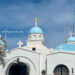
0;17;75;75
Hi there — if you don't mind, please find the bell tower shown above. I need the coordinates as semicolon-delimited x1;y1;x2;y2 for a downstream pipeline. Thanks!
27;17;44;46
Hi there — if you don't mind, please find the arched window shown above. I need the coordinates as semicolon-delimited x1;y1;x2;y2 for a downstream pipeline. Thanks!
54;64;69;75
8;62;29;75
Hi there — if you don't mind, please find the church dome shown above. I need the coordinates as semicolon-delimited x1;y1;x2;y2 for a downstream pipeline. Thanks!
55;31;75;51
0;40;5;46
55;43;75;51
0;35;6;47
67;36;75;42
29;26;43;34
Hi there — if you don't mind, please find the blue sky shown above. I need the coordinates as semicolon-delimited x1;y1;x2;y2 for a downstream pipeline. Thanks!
0;0;74;50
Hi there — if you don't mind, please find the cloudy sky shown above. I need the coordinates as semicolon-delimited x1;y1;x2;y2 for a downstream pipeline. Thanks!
0;0;74;50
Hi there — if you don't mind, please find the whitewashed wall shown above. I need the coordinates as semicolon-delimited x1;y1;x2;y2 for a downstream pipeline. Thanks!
0;48;40;75
47;52;75;75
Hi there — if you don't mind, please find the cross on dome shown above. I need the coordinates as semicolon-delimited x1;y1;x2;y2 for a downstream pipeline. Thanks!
17;40;23;48
33;17;39;26
69;31;74;37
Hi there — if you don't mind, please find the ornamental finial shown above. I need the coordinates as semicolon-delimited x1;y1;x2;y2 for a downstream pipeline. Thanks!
17;40;23;48
33;17;39;26
69;31;74;37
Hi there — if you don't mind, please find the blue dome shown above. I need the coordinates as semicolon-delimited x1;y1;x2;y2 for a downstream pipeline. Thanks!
55;43;75;51
0;40;5;46
67;36;75;42
29;27;43;34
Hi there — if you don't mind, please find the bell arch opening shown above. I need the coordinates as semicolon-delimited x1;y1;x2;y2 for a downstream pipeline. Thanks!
54;64;69;75
8;62;29;75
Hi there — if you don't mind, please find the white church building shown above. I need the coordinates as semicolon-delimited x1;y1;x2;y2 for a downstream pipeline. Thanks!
0;17;75;75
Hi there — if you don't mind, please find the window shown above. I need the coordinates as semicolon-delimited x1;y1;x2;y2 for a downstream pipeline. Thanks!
39;35;41;37
32;48;36;51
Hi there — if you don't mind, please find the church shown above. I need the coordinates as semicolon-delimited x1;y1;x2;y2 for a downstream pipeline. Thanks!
0;17;75;75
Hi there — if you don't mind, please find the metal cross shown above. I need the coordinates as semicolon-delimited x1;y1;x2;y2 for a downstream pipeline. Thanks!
33;17;39;26
69;31;74;37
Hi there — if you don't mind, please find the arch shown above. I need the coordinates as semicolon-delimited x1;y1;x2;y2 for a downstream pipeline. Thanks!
4;56;36;75
6;62;30;75
5;56;36;71
54;64;69;75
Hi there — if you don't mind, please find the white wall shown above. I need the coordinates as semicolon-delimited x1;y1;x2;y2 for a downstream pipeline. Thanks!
47;52;75;75
1;48;40;75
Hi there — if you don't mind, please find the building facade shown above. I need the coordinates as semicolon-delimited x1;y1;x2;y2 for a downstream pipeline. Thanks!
0;18;75;75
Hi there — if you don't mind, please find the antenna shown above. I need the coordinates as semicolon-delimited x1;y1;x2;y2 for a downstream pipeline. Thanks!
64;24;66;43
73;24;74;33
72;8;75;36
73;6;75;27
4;28;8;41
